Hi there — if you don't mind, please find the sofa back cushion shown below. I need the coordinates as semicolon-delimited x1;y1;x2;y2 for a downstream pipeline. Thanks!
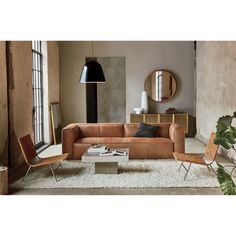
124;123;170;138
78;123;124;137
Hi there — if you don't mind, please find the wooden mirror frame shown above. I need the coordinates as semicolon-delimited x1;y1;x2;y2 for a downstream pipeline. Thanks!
50;102;62;144
144;69;177;102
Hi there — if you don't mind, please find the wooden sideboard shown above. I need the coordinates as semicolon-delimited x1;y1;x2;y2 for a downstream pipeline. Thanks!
130;113;195;136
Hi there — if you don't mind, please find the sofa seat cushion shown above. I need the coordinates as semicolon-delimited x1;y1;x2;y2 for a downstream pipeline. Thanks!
77;137;125;144
73;138;174;159
76;137;173;145
122;137;173;144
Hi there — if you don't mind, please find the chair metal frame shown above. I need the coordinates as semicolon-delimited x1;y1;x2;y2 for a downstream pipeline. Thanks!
22;158;63;182
220;164;236;177
178;155;216;180
174;132;219;180
18;134;68;182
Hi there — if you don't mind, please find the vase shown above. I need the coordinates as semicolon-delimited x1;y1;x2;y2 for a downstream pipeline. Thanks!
141;90;148;113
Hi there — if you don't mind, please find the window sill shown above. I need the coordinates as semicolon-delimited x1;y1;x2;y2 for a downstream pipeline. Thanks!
36;143;50;154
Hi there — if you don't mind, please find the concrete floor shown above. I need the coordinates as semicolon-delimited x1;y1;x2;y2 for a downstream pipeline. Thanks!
9;187;222;195
9;138;230;195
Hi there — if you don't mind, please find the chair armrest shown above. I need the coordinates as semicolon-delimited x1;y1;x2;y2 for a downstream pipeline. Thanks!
169;123;185;154
62;124;80;159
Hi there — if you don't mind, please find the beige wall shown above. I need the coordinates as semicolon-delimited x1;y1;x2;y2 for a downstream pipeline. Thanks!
59;41;88;125
0;42;8;166
196;42;236;146
59;41;195;126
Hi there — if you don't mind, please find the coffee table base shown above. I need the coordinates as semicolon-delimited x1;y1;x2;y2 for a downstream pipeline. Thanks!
95;162;118;174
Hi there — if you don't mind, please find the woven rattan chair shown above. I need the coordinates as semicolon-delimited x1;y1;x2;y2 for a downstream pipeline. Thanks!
173;132;219;180
18;134;69;182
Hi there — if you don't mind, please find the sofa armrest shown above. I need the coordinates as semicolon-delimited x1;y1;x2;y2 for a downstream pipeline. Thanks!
169;123;185;153
62;124;80;159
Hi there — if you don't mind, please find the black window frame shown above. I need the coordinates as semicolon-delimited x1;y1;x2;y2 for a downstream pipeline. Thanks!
32;41;44;148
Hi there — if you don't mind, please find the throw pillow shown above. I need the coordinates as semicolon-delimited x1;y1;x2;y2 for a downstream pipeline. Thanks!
134;123;160;137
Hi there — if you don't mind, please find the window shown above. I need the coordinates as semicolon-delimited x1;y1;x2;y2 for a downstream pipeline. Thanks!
32;41;44;148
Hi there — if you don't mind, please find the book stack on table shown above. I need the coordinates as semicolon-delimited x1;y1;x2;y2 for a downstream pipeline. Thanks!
87;145;108;153
87;145;127;157
99;150;127;157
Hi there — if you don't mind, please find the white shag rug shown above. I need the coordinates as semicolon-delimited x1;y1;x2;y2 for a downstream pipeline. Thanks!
10;160;223;189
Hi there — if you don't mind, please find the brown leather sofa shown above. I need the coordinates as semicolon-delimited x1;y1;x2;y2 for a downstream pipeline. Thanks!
62;123;185;159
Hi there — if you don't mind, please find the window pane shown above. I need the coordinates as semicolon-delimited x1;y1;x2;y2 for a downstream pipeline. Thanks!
32;41;44;147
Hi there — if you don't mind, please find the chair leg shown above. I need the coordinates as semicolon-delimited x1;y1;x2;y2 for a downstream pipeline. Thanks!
208;164;216;174
22;166;32;182
230;166;236;177
49;164;58;182
184;163;192;180
55;161;63;170
221;164;236;177
206;165;211;172
178;162;183;172
59;161;63;168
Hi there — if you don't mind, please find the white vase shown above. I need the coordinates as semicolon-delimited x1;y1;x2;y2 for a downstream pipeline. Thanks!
141;91;148;113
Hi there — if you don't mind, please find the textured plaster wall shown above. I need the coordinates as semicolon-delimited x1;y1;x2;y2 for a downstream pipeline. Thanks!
97;57;126;123
8;41;33;168
0;41;8;166
59;41;195;126
47;41;60;142
48;42;60;103
196;42;236;144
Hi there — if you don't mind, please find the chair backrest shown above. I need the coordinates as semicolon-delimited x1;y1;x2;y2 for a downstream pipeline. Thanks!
18;134;37;164
204;132;219;161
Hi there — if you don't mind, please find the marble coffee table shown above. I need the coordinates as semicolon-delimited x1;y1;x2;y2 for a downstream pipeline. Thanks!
81;148;129;174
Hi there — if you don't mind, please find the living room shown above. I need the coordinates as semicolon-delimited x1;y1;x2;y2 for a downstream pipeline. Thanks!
1;0;236;235
1;40;235;193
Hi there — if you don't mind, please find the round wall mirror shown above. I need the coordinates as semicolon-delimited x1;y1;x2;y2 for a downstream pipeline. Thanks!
144;70;177;102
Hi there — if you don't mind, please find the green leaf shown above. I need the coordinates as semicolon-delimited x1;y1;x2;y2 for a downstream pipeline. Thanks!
215;112;236;194
216;162;236;195
214;137;232;150
215;112;236;150
216;115;232;133
229;126;236;138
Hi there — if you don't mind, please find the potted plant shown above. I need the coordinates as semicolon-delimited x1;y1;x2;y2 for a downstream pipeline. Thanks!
214;112;236;195
216;163;236;195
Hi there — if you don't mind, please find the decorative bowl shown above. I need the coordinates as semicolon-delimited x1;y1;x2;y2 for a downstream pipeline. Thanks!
133;108;143;114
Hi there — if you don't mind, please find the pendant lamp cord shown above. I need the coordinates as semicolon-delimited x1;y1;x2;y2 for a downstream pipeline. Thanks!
92;41;94;57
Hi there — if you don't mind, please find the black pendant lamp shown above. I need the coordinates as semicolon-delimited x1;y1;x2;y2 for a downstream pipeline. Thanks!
80;61;106;83
80;42;106;83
